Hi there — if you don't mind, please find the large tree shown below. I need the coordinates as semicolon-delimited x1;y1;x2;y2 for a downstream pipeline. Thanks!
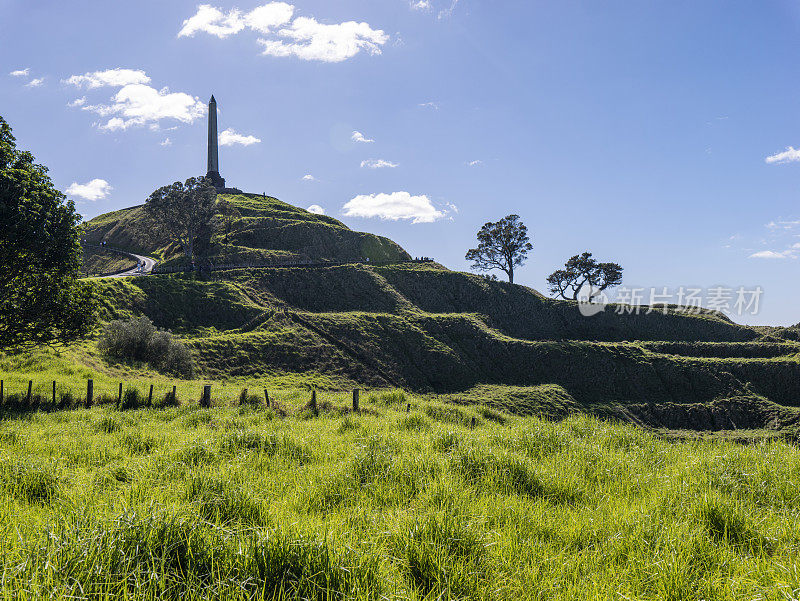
144;176;218;267
465;214;533;283
546;252;623;301
0;116;96;348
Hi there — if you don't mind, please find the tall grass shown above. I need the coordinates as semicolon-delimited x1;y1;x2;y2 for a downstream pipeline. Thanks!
1;394;799;599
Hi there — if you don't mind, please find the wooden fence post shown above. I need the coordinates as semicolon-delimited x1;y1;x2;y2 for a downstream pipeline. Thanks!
264;389;270;407
52;381;56;406
310;389;318;415
86;379;93;408
241;388;248;404
406;402;411;413
172;385;177;404
148;384;153;406
202;385;211;408
26;380;32;404
118;382;123;404
1;380;4;404
471;416;476;428
353;389;360;412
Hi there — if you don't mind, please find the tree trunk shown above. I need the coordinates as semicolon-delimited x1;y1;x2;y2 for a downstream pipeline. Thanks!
508;267;514;284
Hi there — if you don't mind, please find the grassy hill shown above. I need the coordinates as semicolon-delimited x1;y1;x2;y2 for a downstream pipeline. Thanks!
81;193;410;268
26;191;795;435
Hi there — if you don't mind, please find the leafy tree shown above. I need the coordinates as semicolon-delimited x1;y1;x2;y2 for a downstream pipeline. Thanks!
144;176;217;267
215;198;240;245
546;252;623;301
0;116;96;348
465;214;533;283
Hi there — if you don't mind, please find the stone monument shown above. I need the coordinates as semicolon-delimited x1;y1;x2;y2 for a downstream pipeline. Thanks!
206;95;226;189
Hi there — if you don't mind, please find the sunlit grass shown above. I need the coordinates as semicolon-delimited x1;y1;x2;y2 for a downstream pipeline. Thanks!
0;390;799;599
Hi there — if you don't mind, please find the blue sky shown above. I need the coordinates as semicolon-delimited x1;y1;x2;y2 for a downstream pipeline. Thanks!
3;0;800;325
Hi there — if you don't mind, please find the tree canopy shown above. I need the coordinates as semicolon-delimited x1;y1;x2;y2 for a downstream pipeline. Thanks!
144;176;218;267
546;252;623;302
465;214;533;284
0;115;96;348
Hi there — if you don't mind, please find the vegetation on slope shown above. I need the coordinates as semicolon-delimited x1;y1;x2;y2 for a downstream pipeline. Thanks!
81;246;136;276
1;396;800;599
81;193;411;268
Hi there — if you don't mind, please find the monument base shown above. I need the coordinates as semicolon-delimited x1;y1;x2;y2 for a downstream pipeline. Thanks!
206;170;226;189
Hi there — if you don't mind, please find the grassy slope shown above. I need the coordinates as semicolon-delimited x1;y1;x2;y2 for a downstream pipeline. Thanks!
81;247;136;276
45;261;794;431
2;397;800;599
81;193;411;266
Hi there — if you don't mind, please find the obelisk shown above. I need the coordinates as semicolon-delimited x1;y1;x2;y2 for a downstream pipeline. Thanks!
206;95;225;189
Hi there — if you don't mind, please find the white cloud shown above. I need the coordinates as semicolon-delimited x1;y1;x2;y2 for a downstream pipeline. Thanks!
467;159;482;167
302;174;316;181
180;4;388;63
25;78;44;88
361;159;398;169
66;179;112;201
259;17;388;62
410;0;432;10
10;68;29;77
68;96;87;107
307;204;325;215
219;128;261;146
749;249;795;259
351;130;374;143
765;146;800;164
766;219;800;230
84;83;205;131
418;101;439;109
178;4;245;38
160;137;172;147
64;68;150;89
245;2;294;32
343;191;448;223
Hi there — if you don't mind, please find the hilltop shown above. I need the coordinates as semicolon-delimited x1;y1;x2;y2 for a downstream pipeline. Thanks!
82;193;410;271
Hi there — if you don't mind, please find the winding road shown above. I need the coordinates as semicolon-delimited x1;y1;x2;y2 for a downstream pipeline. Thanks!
99;252;157;279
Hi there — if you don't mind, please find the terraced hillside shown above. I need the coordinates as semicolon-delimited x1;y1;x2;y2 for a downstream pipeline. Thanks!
72;192;800;433
81;193;410;269
87;261;800;433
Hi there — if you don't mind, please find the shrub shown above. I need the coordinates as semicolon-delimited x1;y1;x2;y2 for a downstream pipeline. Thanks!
99;316;195;377
118;387;143;411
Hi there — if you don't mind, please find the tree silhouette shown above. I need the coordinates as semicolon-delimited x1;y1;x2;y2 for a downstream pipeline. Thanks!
465;214;532;283
547;252;623;301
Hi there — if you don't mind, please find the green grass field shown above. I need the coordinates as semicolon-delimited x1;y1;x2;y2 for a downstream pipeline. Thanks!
1;390;800;600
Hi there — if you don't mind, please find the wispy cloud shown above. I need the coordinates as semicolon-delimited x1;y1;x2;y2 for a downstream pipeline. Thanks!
179;3;388;63
66;179;112;201
438;0;460;19
25;78;44;88
307;204;325;215
749;249;797;260
361;159;398;169
302;174;316;181
766;219;800;230
9;68;29;77
410;0;432;11
765;146;800;164
351;130;374;143
63;68;150;89
68;96;87;107
467;159;482;167
219;128;261;146
418;101;439;109
343;191;449;223
160;138;172;147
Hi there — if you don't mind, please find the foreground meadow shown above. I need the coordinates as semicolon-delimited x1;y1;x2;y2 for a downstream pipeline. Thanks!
1;390;799;600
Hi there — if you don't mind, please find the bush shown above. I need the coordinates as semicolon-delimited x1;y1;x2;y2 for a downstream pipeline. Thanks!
99;317;195;377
